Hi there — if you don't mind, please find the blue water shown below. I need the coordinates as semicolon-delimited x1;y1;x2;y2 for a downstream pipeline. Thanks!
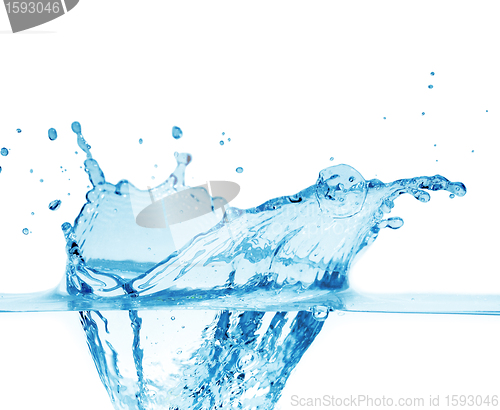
1;122;470;409
1;147;8;156
48;128;57;141
172;126;183;140
48;199;62;211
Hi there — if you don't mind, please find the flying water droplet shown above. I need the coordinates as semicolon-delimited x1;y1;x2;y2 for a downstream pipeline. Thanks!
236;167;243;173
228;138;231;142
48;128;57;141
22;228;29;235
1;148;9;156
449;194;455;199
40;179;44;183
330;157;334;161
422;112;425;116
48;199;62;211
171;316;175;321
172;126;183;140
430;72;435;76
30;169;33;173
139;138;143;144
428;85;434;89
220;141;224;146
16;129;21;133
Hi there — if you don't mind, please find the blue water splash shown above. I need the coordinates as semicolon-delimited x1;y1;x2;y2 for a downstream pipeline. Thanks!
0;122;472;410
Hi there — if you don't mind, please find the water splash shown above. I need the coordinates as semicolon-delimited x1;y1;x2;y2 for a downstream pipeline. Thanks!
0;122;472;410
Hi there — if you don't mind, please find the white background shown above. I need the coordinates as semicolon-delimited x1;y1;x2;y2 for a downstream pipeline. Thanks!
0;1;499;409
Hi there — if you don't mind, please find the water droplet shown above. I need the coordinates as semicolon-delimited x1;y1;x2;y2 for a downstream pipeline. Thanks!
48;128;57;141
330;157;334;161
22;228;29;235
222;132;225;136
0;166;2;173
349;176;355;182
228;138;231;142
16;128;21;133
411;297;415;301
337;311;345;316
422;112;425;116
71;122;81;134
428;85;434;89
472;150;474;153
31;212;34;215
312;305;329;321
171;316;175;320
30;169;33;173
172;126;183;140
449;194;455;199
220;140;224;146
48;199;62;211
40;179;44;183
430;72;435;76
75;151;78;154
434;144;437;147
154;164;158;168
486;110;488;112
147;247;151;251
151;176;155;180
1;147;9;156
236;167;243;173
139;138;143;144
176;350;182;355
383;117;386;120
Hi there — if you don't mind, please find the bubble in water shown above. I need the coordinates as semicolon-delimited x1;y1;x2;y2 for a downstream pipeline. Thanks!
312;306;329;322
16;129;21;133
48;128;57;141
48;199;62;211
172;126;183;140
1;147;8;156
220;141;224;146
236;167;243;173
171;316;175;321
236;350;259;371
139;138;143;144
22;228;29;235
71;122;81;134
428;85;434;89
430;72;435;76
